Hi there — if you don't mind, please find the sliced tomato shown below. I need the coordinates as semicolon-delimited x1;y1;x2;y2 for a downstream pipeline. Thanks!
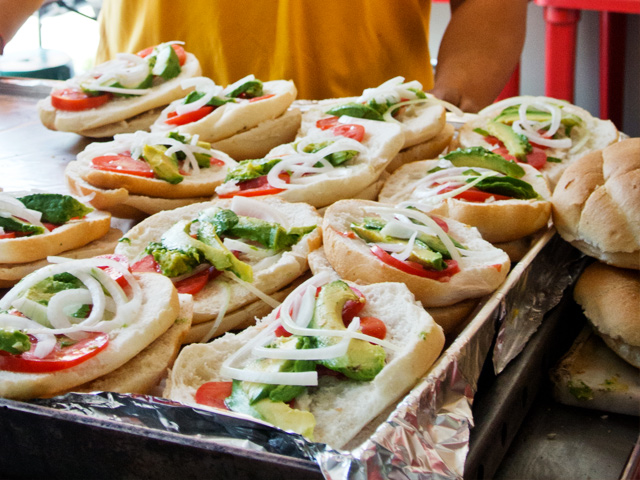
274;324;293;337
51;88;112;111
370;245;460;281
493;145;547;170
131;254;162;273
316;116;340;130
174;267;220;295
342;287;366;325
95;254;131;289
249;94;275;102
91;154;155;178
194;381;233;410
0;332;109;373
137;43;187;66
332;123;365;142
358;316;387;340
0;232;17;239
431;215;449;233
219;174;290;199
437;185;512;202
165;105;214;126
211;158;226;167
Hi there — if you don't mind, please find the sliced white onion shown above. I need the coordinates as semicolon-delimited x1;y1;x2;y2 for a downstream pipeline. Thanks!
223;271;281;308
512;121;572;149
222;74;256;96
200;282;231;343
230;196;290;228
0;193;45;227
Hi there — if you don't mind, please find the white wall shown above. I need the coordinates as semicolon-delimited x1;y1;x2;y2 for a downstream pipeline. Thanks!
430;3;639;136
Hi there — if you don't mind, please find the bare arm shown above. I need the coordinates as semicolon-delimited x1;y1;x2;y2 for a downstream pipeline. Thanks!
429;0;528;113
0;0;47;53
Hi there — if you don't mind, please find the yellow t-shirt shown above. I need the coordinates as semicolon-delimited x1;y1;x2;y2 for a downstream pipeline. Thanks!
96;0;433;100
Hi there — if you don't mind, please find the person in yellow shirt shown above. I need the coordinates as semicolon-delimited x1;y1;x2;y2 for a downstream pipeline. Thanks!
1;0;527;112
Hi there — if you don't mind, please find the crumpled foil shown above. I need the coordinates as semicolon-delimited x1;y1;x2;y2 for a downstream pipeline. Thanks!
26;229;583;479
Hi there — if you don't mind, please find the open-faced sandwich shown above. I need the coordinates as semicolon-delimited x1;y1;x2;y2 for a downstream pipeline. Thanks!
114;196;322;342
0;191;120;288
0;255;181;399
456;95;619;189
65;130;237;219
38;42;202;137
378;146;552;248
214;115;405;208
301;77;457;172
150;75;300;160
319;199;511;332
164;272;445;449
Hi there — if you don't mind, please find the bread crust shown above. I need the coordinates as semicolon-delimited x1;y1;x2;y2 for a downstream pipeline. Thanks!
574;261;640;366
386;122;455;173
0;272;180;400
379;159;552;243
37;53;202;134
322;199;510;307
114;197;323;326
0;227;122;288
151;80;298;143
457;96;619;188
0;210;112;264
164;280;445;449
552;138;640;269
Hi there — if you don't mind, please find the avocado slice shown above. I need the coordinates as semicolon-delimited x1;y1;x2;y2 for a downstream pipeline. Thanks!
18;193;93;225
142;145;184;184
351;224;447;269
325;102;384;121
224;157;283;183
443;146;525;178
485;121;532;161
309;281;386;381
0;329;31;355
227;79;264;99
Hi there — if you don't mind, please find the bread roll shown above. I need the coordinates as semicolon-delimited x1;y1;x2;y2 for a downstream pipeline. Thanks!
38;51;202;136
114;197;323;327
322;199;510;308
574;261;640;368
379;158;552;243
0;263;180;400
552;138;640;269
457;96;619;188
164;279;445;449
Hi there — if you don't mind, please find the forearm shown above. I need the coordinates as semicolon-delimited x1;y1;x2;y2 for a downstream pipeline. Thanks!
0;0;46;52
430;0;528;113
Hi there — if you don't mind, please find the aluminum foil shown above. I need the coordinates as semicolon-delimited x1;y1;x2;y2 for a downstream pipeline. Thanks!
28;228;581;479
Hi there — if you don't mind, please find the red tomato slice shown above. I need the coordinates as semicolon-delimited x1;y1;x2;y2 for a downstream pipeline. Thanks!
493;146;547;170
0;232;17;239
431;215;449;233
194;381;233;409
370;245;460;281
165;105;214;126
437;185;512;202
316;116;340;130
342;287;366;325
131;254;162;273
91;154;155;178
249;94;275;102
96;254;131;289
218;174;289;199
0;332;109;373
137;43;187;66
174;267;220;295
51;88;112;112
332;124;365;142
211;158;226;167
274;324;293;337
358;316;387;340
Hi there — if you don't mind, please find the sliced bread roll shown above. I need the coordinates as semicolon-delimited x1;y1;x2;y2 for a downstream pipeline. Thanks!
38;51;202;136
0;260;180;400
0;227;122;288
215;116;405;208
114;197;323;327
386;122;455;173
164;278;445;449
71;294;193;394
552;138;640;269
378;158;552;243
574;261;640;368
151;77;298;145
457;96;619;189
322;199;510;308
